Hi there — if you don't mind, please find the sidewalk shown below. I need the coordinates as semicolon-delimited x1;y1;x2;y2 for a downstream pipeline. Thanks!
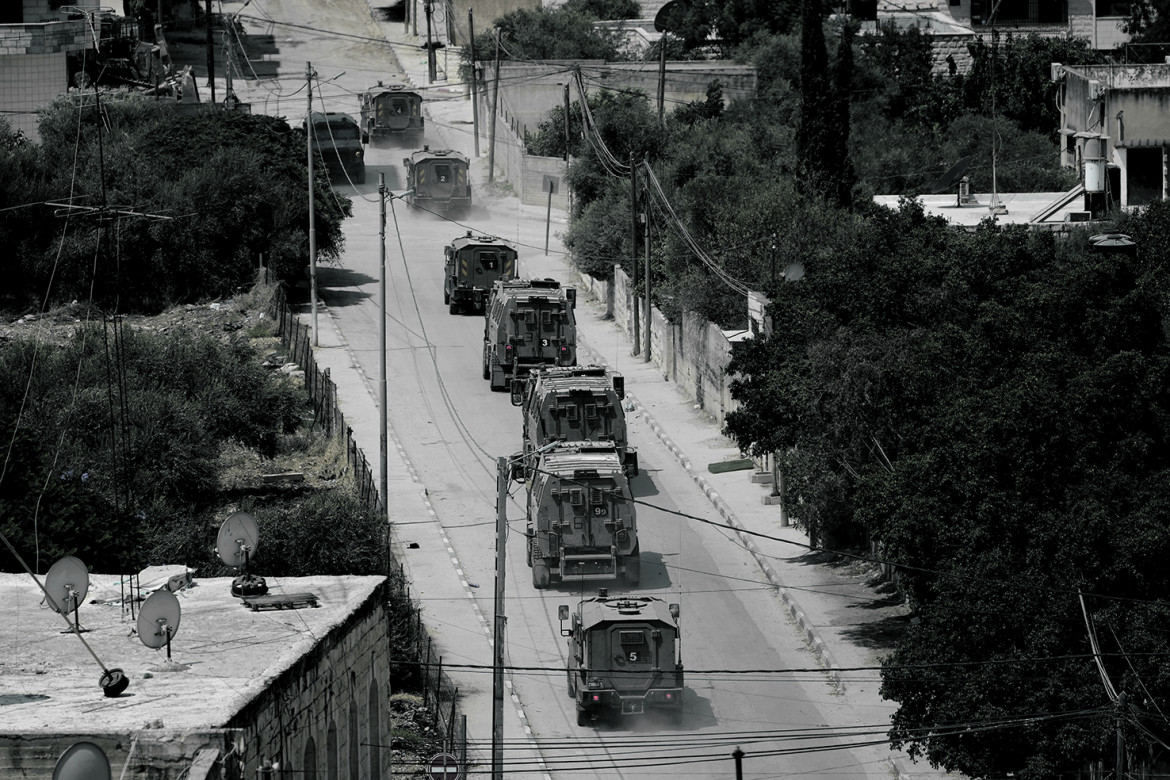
257;5;966;777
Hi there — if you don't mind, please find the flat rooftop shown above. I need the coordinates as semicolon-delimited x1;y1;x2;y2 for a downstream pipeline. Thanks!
873;190;1087;228
0;573;385;733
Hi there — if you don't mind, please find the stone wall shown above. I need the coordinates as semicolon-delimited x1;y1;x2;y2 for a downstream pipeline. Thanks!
578;265;741;425
225;578;393;780
0;731;237;780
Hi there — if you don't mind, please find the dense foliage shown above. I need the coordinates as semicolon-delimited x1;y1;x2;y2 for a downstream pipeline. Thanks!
724;198;1170;777
0;97;349;314
0;301;385;578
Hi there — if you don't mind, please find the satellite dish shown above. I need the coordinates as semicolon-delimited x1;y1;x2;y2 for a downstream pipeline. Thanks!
930;155;973;195
44;556;90;634
653;0;683;32
217;512;268;598
137;588;185;670
52;741;111;780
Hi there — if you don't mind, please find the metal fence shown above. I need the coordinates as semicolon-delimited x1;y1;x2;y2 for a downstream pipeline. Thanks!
268;284;472;773
269;285;383;520
386;561;473;774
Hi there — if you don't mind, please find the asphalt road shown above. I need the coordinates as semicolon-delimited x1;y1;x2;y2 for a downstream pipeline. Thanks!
226;1;895;776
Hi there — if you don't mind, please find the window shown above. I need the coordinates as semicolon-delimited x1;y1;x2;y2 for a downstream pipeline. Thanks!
434;164;451;183
327;722;339;780
304;736;318;780
368;681;382;780
1095;0;1129;15
619;630;646;645
480;251;498;270
349;701;360;780
1126;147;1164;206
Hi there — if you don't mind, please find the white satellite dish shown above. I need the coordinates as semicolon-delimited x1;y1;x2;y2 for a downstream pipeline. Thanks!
137;588;185;671
44;556;90;634
52;741;111;780
217;512;268;598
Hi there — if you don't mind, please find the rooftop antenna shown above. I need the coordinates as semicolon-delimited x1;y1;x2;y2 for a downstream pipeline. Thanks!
217;511;268;598
0;535;128;697
930;155;973;205
53;741;111;780
44;556;91;635
137;587;186;672
986;0;1008;216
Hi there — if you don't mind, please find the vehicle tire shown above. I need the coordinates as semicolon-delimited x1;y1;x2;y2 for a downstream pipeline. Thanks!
533;562;550;589
355;168;366;185
482;348;491;380
576;707;589;727
449;301;460;315
443;289;450;305
490;368;505;392
526;535;534;567
568;673;577;698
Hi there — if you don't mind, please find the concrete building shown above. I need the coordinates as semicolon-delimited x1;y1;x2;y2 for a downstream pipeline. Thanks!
1054;62;1170;211
943;0;1130;50
0;572;393;780
0;1;104;139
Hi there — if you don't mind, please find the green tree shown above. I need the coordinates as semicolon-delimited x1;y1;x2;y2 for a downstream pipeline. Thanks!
0;95;349;314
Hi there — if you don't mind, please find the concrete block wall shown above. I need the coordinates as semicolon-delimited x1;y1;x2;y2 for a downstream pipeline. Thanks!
225;579;393;780
0;51;67;139
581;265;741;426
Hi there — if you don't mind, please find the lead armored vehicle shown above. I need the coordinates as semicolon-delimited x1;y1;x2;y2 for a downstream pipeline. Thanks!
360;82;424;146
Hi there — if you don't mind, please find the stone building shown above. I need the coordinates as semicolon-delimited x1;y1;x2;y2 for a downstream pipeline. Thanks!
0;573;393;780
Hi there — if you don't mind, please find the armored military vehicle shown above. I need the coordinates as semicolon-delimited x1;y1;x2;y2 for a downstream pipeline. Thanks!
403;146;471;213
511;366;638;477
482;278;576;391
304;111;366;183
513;441;638;589
559;589;683;726
444;232;518;315
360;82;424;146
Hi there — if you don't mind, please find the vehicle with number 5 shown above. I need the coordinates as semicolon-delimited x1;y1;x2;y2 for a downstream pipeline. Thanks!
558;589;683;725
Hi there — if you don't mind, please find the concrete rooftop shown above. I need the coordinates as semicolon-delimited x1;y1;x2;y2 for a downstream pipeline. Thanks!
0;573;385;733
873;190;1090;228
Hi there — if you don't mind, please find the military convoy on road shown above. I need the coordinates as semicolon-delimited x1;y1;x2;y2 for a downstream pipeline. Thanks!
305;111;366;184
444;232;518;315
482;278;577;392
513;441;639;589
359;82;424;146
559;590;683;725
511;366;638;477
432;233;671;726
404;147;471;213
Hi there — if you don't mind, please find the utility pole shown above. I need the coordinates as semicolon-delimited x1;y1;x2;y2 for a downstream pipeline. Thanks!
469;9;479;157
492;456;508;779
657;38;666;122
424;0;436;85
403;0;410;34
306;62;318;347
643;158;652;362
378;173;389;523
205;0;216;103
630;154;640;355
733;747;744;780
1116;691;1126;780
563;82;570;161
488;29;500;183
